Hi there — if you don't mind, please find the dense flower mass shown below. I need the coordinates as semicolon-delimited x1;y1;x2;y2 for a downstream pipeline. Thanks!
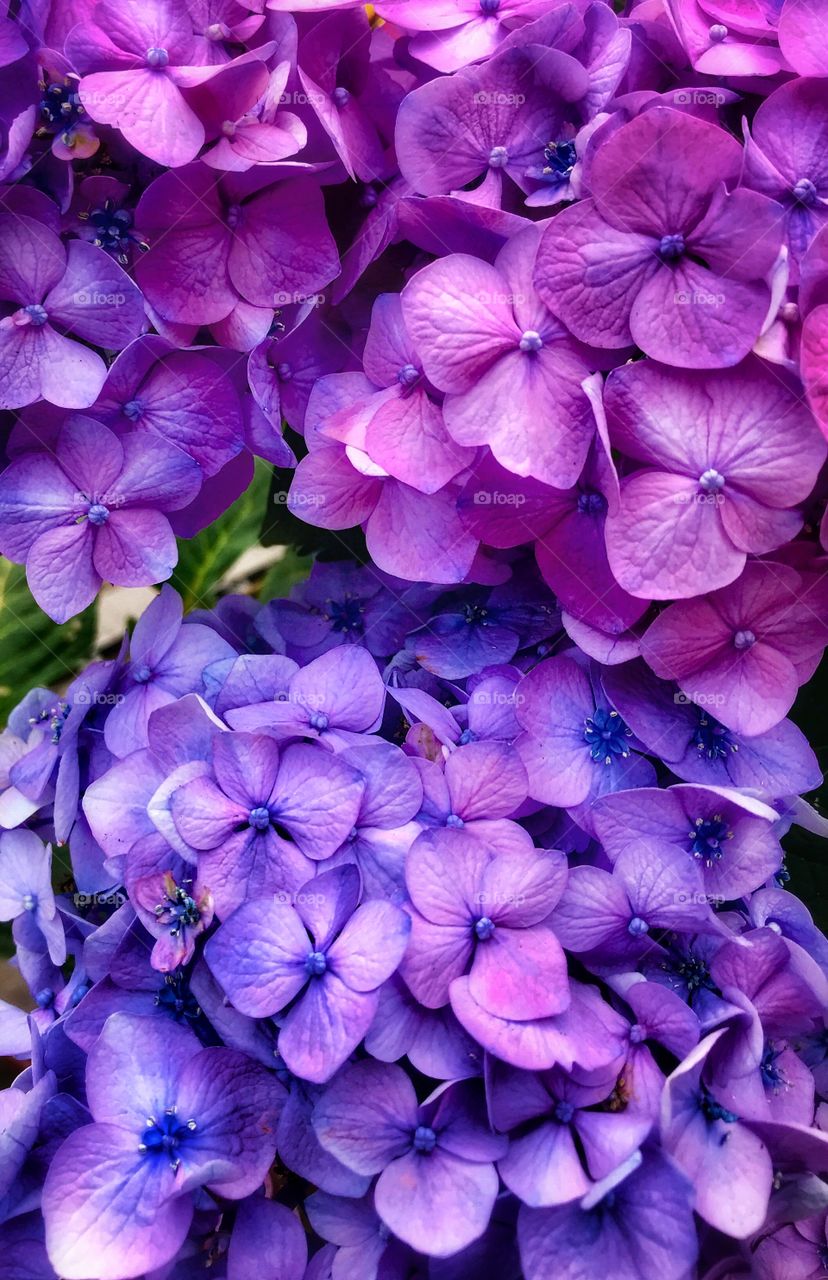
1;0;828;1276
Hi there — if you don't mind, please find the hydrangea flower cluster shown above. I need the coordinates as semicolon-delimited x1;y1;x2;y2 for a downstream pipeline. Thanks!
0;564;825;1279
1;0;828;1276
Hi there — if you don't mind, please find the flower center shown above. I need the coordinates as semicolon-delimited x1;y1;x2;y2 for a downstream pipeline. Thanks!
123;398;144;421
332;87;351;108
519;330;543;353
30;699;71;744
398;363;420;387
445;813;465;829
699;1091;737;1125
793;177;817;206
583;708;632;764
145;47;170;68
554;1100;575;1124
577;489;607;516
86;200;139;261
733;629;756;649
629;1023;645;1044
276;361;293;381
155;881;201;938
39;75;85;131
248;806;271;832
760;1043;788;1092
226;204;242;230
488;145;509;169
309;711;329;731
133;664;152;684
689;814;732;864
139;1108;197;1171
542;139;577;183
412;1125;437;1153
658;233;685;262
326;597;365;634
474;916;496;941
691;710;737;761
628;916;650;937
23;304;48;327
480;0;500;12
205;21;230;40
87;503;110;526
22;892;37;912
708;22;728;40
698;468;725;492
305;950;327;977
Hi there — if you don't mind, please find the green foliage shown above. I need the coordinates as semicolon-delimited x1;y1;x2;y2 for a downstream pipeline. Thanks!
0;561;97;724
171;460;271;611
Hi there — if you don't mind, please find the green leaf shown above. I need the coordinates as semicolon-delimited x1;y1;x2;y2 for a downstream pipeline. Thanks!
171;460;271;612
0;562;97;723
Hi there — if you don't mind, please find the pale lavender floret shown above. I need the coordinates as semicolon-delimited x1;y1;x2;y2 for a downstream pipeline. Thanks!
592;783;783;901
518;1150;699;1280
411;741;530;856
205;864;410;1081
313;1062;506;1256
134;166;340;352
42;1013;282;1280
602;358;826;599
0;213;145;410
318;291;473;495
643;561;828;736
168;730;365;916
514;654;656;813
0;830;65;965
490;1058;654;1207
66;0;274;168
94;335;246;478
324;741;423;900
103;585;235;758
400;827;569;1033
535;106;784;367
551;842;726;970
0;416;202;623
402;225;596;490
225;643;387;742
661;1029;775;1238
742;77;828;280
